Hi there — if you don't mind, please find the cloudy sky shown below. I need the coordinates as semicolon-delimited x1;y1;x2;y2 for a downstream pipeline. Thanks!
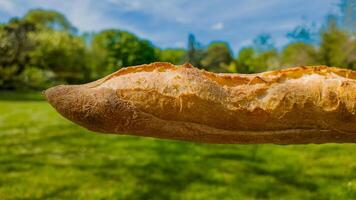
0;0;340;53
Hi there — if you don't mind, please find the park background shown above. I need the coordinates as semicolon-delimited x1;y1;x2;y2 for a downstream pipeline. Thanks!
0;0;355;199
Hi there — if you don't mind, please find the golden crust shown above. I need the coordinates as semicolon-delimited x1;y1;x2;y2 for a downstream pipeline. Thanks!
45;62;356;144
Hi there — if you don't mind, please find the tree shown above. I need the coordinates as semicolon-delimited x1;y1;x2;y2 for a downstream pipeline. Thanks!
287;24;318;44
281;42;318;67
235;47;279;73
253;33;274;52
200;42;233;72
23;9;76;33
157;48;186;64
186;35;234;71
91;29;157;78
255;50;280;71
0;19;35;89
0;9;88;89
28;30;89;83
186;33;204;67
319;23;355;68
235;33;279;74
235;47;255;73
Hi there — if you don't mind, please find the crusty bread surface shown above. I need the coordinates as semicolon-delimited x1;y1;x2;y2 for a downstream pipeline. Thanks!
45;62;356;144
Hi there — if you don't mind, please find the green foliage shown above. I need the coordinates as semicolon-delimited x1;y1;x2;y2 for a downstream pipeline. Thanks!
23;9;75;33
201;42;233;72
0;19;35;89
1;95;356;199
156;48;186;64
286;23;319;45
0;9;86;89
281;42;318;67
0;65;18;89
253;33;275;53
17;67;55;90
319;24;356;69
186;35;234;72
235;47;279;73
91;30;157;78
255;50;280;71
28;30;89;83
186;34;205;68
235;47;255;73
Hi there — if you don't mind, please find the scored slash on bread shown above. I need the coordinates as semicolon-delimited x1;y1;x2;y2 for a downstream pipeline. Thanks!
44;62;356;144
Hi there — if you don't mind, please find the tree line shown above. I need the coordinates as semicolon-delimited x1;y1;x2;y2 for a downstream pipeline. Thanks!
0;7;355;90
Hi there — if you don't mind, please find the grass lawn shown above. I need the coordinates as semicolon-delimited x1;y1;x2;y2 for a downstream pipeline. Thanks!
0;92;356;200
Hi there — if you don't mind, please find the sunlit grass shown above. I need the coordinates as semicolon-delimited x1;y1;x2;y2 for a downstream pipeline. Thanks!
0;92;355;199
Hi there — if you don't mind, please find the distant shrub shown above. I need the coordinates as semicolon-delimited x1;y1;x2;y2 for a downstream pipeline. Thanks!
17;67;57;90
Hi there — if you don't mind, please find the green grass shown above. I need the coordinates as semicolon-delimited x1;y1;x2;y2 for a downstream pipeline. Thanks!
0;92;356;200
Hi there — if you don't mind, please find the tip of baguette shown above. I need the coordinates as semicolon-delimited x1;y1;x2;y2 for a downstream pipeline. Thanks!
44;85;84;124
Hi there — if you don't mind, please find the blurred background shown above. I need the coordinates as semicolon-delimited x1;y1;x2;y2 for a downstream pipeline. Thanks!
0;0;355;199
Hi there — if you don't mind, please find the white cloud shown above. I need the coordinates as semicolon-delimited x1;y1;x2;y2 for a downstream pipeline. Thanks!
66;1;155;40
275;37;290;47
211;22;224;30
176;17;191;24
173;41;185;48
64;0;119;31
107;0;195;24
107;0;142;11
0;0;16;14
239;39;252;47
18;0;121;32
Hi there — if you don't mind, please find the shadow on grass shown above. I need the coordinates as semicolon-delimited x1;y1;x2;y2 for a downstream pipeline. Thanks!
20;185;79;200
207;151;264;162
121;142;221;199
245;163;319;192
127;164;220;200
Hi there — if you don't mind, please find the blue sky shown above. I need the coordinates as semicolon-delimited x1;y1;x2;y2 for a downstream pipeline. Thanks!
0;0;340;53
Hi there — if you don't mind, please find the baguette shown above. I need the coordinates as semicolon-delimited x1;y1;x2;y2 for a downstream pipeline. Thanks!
44;62;356;144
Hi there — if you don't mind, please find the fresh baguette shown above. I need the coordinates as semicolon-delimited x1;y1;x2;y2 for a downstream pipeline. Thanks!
44;62;356;144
